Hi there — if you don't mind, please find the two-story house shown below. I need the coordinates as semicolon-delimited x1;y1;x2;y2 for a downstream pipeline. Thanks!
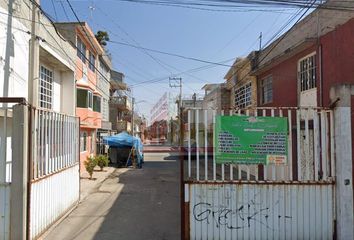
0;1;79;239
224;52;258;110
56;22;104;171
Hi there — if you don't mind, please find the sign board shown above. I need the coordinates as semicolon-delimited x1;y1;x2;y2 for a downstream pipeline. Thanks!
216;115;288;165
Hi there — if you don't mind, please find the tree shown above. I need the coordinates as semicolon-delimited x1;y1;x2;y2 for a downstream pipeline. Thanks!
95;31;110;46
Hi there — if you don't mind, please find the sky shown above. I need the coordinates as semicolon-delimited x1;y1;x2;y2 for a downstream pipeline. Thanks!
42;0;306;121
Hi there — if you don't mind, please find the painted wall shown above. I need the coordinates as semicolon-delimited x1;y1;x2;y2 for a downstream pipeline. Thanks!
256;18;354;108
321;18;354;106
256;46;317;107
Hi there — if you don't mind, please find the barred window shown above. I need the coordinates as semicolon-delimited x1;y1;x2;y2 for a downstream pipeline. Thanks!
77;38;86;63
298;54;316;92
93;95;101;112
235;82;252;109
80;131;87;152
39;65;53;109
260;76;273;104
89;51;95;72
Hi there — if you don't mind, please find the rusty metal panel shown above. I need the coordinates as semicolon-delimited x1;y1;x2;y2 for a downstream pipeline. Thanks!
30;164;79;239
188;183;334;240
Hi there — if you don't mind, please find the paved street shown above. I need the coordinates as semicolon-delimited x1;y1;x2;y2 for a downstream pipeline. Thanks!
44;151;180;240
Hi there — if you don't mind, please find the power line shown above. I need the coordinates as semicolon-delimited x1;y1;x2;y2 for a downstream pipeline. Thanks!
50;0;58;20
107;39;233;67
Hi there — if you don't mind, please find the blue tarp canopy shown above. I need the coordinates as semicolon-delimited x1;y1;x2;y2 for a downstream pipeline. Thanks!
103;132;144;166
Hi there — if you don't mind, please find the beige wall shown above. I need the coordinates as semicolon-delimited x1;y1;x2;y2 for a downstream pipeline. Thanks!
226;58;257;109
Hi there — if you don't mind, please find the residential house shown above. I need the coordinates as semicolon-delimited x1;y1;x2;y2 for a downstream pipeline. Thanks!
202;83;230;118
253;1;354;109
252;0;354;182
0;1;78;238
97;54;112;135
56;22;104;172
0;1;77;177
109;70;132;133
224;52;258;110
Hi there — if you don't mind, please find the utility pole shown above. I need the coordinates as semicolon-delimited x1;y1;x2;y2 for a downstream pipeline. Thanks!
259;32;263;51
169;77;182;144
29;0;40;107
131;97;135;136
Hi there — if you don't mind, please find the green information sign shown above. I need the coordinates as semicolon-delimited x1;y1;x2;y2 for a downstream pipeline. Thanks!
216;115;288;165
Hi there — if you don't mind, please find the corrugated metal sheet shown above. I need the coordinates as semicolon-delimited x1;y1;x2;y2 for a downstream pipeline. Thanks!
188;183;334;240
0;184;10;240
30;164;80;239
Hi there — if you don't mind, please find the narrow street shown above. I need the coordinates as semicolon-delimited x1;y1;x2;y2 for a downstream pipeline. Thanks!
44;151;180;240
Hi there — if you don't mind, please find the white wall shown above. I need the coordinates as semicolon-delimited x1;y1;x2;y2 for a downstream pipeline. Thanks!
0;6;30;104
52;69;62;113
61;71;75;115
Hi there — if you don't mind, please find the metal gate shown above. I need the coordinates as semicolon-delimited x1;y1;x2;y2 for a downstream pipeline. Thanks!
0;99;80;239
28;107;80;239
182;107;336;240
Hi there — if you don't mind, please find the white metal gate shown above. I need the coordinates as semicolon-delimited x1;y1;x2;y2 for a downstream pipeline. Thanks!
0;100;80;240
28;107;80;239
182;107;336;240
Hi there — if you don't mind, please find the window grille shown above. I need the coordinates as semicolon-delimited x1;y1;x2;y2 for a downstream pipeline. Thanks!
39;65;53;109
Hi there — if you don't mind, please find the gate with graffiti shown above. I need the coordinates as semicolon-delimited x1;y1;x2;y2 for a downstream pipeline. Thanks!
182;107;336;239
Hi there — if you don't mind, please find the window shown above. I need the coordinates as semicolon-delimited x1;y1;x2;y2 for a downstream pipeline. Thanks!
88;91;93;109
39;65;53;109
260;76;273;104
89;51;95;72
77;88;93;109
80;131;87;152
90;131;95;154
235;82;251;109
93;95;101;112
77;38;86;63
298;54;316;92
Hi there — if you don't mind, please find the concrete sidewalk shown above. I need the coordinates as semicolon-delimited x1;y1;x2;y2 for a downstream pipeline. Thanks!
44;153;180;240
80;166;117;201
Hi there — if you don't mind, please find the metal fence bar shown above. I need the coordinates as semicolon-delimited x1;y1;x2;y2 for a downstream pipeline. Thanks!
296;109;301;181
33;109;38;179
305;110;310;181
188;110;191;178
254;109;259;181
229;110;233;181
221;110;225;181
325;111;330;180
314;111;320;181
263;109;268;180
321;111;328;180
246;109;250;181
49;111;53;174
271;109;275;181
330;111;335;178
279;109;285;180
288;110;293;181
185;107;335;183
196;109;200;181
238;109;242;180
204;109;208;181
213;110;216;181
30;108;79;179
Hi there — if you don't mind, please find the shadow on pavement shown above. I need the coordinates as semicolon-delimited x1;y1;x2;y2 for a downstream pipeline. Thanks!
91;155;181;240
